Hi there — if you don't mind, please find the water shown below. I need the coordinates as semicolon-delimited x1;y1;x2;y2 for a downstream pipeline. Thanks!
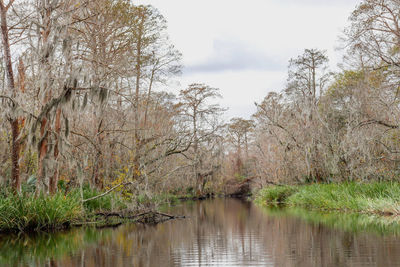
2;198;400;267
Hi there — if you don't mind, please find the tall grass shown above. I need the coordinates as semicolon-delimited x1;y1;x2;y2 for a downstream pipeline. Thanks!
0;182;137;233
74;185;127;213
254;185;298;205
0;183;189;233
255;182;400;215
0;192;82;232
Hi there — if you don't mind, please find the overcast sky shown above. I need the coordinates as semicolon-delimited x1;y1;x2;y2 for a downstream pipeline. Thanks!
136;0;361;119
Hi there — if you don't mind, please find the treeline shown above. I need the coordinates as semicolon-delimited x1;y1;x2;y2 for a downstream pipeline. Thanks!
232;0;400;185
1;0;399;200
0;0;225;198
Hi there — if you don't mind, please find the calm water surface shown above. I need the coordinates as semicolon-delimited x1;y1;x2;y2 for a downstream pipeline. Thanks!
2;198;400;267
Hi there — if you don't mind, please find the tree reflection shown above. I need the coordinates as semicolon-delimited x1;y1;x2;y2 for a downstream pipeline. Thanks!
3;199;400;267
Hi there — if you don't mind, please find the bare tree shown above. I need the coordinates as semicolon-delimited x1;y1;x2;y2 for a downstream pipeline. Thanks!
227;117;254;177
0;0;21;193
178;83;225;195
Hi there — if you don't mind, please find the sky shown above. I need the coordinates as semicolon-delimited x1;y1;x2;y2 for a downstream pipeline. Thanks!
136;0;361;119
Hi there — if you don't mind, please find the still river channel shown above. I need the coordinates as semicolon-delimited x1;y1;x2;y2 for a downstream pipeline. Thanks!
1;198;400;267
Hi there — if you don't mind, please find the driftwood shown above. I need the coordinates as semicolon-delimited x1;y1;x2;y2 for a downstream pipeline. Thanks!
95;210;186;224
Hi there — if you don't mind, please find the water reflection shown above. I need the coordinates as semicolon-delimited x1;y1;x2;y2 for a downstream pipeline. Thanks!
2;198;400;267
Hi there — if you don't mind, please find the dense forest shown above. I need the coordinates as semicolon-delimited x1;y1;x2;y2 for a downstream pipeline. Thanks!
0;0;226;199
0;0;400;229
251;0;400;184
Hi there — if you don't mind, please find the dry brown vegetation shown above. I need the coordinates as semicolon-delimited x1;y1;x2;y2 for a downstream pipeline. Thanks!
0;0;225;198
0;0;400;200
241;0;400;185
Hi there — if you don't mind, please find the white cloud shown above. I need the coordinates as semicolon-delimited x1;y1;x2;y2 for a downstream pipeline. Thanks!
185;38;285;74
168;70;287;119
136;0;361;119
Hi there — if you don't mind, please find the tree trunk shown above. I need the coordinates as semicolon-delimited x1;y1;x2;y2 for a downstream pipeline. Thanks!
0;1;20;193
192;108;201;195
133;14;145;181
36;5;52;194
92;118;104;189
92;151;104;189
37;118;48;193
49;108;61;194
10;119;20;192
143;67;156;128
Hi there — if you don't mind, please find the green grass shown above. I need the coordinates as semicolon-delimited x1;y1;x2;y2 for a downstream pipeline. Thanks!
0;192;82;232
254;185;298;205
0;183;197;233
0;184;129;232
255;182;400;215
77;186;127;213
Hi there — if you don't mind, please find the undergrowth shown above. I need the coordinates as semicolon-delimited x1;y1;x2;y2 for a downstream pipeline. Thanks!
255;182;400;215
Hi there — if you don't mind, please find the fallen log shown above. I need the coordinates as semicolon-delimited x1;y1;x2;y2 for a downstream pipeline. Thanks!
95;210;186;224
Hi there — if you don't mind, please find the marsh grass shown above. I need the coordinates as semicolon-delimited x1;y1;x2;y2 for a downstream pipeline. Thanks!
0;184;195;233
0;192;82;232
254;185;298;205
255;182;400;215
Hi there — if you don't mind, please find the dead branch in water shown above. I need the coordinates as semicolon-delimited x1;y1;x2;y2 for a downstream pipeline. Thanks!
95;210;186;224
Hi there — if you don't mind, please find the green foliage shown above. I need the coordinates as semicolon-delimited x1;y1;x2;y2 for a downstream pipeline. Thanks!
0;184;131;232
186;186;194;195
255;185;298;205
70;185;127;213
0;192;82;232
326;70;364;99
234;173;246;181
21;175;36;193
256;182;400;215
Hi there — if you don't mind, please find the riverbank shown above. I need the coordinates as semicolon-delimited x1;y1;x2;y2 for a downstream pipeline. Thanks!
255;182;400;216
0;186;201;233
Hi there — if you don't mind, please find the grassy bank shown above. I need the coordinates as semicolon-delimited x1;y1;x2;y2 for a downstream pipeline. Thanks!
0;185;201;233
0;184;130;232
255;182;400;215
0;192;82;232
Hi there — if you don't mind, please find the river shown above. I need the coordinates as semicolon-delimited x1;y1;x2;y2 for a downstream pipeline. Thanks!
1;198;400;267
